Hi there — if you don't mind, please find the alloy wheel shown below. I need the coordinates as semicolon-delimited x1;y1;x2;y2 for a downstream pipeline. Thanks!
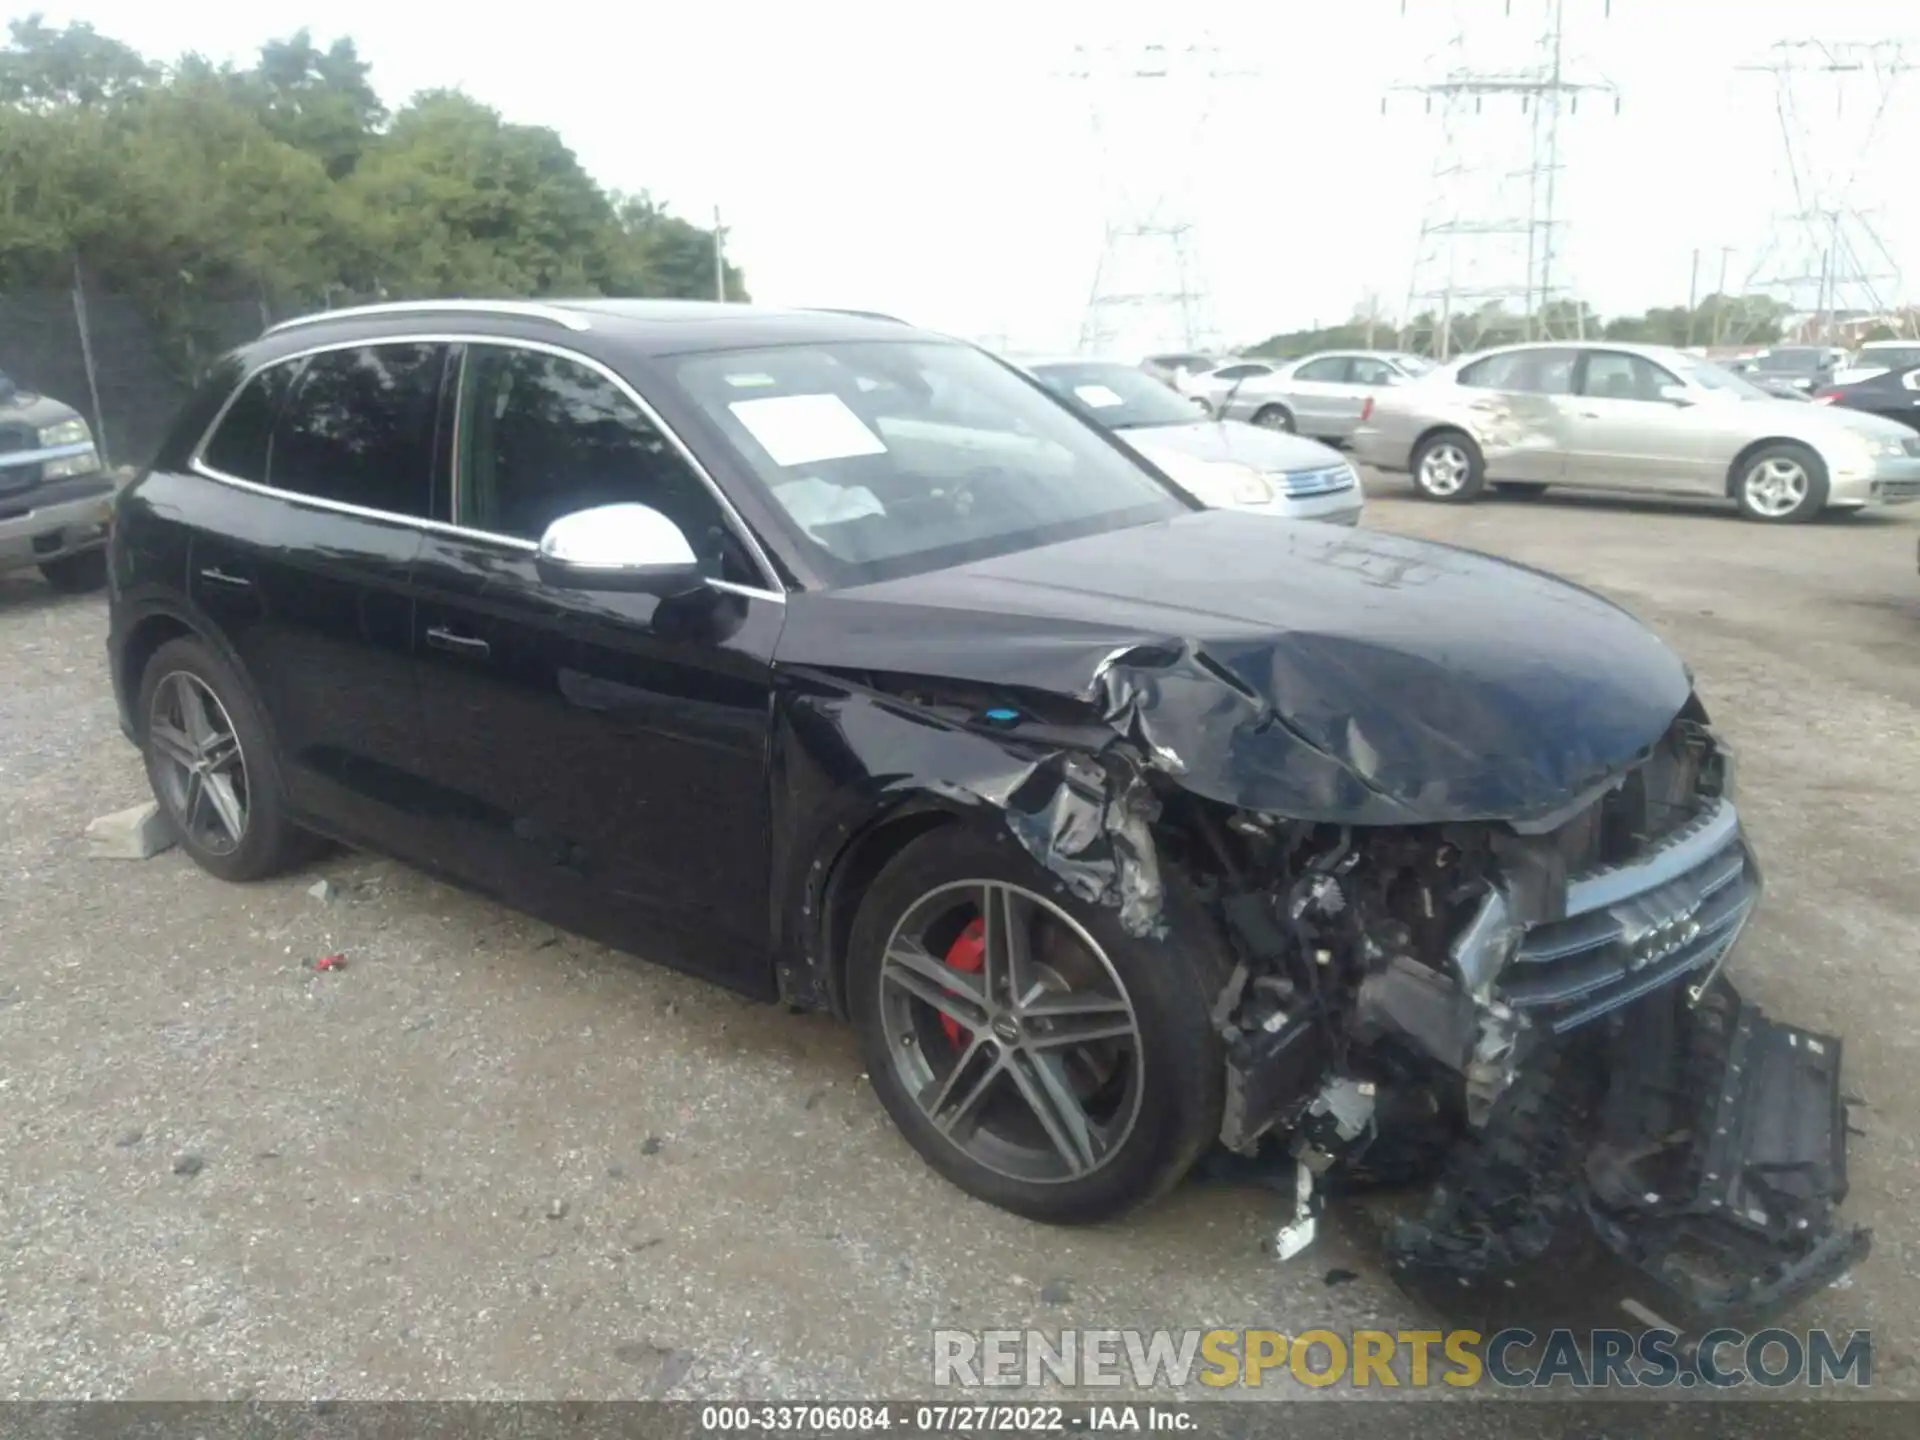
1419;442;1471;496
1742;457;1810;518
147;671;249;855
877;880;1143;1184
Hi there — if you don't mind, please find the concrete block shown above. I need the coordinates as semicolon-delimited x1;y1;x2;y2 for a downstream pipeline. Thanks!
85;801;175;860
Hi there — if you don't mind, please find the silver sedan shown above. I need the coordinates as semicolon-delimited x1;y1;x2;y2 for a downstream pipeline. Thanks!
1215;350;1431;442
1349;341;1920;523
1024;359;1365;525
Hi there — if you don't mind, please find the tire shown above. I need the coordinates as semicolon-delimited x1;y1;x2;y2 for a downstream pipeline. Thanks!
136;634;309;883
39;548;107;593
1732;441;1828;523
1251;404;1295;433
848;825;1227;1225
1492;481;1548;500
1410;431;1486;503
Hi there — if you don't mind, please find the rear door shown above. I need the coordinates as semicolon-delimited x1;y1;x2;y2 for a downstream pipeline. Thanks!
1563;350;1718;492
186;342;449;852
406;341;783;991
1450;349;1577;482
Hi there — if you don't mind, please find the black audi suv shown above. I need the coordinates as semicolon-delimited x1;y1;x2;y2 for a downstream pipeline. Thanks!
107;299;1866;1328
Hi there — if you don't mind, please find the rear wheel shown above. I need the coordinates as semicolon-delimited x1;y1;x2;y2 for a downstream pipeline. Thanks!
1733;442;1827;523
39;548;107;593
1251;404;1295;432
1410;431;1486;503
848;826;1225;1224
137;635;310;883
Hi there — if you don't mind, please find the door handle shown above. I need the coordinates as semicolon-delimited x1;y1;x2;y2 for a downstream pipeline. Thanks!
425;626;490;658
198;567;251;589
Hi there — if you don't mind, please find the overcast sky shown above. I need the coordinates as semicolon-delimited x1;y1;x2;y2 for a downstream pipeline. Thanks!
20;0;1920;353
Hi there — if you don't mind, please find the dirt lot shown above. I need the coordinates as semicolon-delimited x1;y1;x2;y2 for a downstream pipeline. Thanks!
2;476;1917;1401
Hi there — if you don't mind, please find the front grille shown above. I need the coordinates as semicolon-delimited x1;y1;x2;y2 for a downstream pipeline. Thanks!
1273;465;1355;498
1498;797;1758;1032
0;424;30;456
1878;477;1920;499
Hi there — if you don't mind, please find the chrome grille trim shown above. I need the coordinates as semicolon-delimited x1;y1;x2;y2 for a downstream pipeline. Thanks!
1271;465;1356;498
1485;796;1762;1032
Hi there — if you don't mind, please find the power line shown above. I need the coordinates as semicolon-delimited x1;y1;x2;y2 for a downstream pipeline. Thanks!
1058;39;1256;358
1736;39;1918;344
1388;0;1618;358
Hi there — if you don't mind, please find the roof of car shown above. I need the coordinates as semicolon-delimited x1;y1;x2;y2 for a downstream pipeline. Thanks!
250;298;925;361
1449;339;1692;365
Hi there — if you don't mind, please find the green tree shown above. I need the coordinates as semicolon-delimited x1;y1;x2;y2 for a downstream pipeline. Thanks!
0;13;153;112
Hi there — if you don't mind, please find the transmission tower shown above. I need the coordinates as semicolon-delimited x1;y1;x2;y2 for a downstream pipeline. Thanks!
1061;39;1255;358
1389;0;1618;358
1737;40;1919;344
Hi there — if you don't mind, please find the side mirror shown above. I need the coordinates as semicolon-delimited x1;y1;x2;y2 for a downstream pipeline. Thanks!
535;503;705;596
1658;383;1695;406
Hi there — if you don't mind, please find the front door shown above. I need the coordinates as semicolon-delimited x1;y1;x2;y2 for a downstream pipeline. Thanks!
185;341;450;852
408;342;784;993
1563;350;1718;492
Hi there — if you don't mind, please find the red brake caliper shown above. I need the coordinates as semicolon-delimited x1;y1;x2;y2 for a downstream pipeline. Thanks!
941;916;987;1049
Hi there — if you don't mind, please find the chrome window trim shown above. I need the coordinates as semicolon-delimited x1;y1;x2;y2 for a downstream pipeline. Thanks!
263;300;591;336
186;330;788;600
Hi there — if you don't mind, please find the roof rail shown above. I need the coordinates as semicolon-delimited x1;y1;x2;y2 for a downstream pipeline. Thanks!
806;307;910;325
263;299;591;337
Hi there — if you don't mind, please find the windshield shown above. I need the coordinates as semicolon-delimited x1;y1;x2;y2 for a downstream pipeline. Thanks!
1672;357;1776;401
1752;349;1827;373
1855;345;1920;371
1027;361;1208;430
667;341;1191;586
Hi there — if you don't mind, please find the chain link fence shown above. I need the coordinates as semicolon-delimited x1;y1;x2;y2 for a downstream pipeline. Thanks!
0;277;343;472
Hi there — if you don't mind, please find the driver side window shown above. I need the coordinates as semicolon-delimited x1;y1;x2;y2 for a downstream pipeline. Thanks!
455;345;757;584
1579;352;1678;403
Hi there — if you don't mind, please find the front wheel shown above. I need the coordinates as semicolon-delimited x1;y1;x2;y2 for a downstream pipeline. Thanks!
1410;432;1486;503
848;826;1226;1224
1733;443;1828;522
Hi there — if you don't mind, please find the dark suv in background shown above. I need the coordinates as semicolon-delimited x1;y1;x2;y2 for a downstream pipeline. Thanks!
0;369;113;591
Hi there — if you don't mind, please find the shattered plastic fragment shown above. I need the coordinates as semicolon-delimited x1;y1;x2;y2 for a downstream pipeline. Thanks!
313;953;347;972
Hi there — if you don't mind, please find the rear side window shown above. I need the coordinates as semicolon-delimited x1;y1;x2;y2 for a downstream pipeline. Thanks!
269;344;447;516
1457;349;1577;395
1294;357;1349;382
199;364;296;483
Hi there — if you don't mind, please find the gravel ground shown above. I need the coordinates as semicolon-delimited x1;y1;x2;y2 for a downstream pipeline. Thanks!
2;477;1916;1403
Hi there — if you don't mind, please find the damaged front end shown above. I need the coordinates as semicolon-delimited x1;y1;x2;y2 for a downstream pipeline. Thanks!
1184;707;1870;1331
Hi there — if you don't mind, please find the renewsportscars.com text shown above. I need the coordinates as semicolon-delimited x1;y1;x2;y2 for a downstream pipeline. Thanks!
932;1327;1873;1390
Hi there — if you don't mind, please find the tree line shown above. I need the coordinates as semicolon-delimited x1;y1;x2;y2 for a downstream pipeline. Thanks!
1244;293;1828;361
0;15;743;378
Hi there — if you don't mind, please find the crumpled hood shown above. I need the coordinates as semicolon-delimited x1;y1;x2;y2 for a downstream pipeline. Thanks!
775;508;1693;826
1118;419;1347;473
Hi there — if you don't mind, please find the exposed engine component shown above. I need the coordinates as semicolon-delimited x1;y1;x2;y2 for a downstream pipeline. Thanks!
1183;712;1867;1328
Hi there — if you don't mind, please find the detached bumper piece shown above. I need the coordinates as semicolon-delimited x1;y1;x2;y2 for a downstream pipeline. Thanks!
1388;979;1869;1333
1584;983;1871;1329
